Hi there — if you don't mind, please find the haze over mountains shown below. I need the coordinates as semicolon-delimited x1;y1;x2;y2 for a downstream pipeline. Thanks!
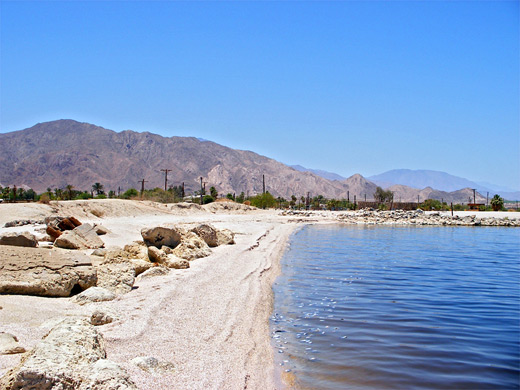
0;120;496;203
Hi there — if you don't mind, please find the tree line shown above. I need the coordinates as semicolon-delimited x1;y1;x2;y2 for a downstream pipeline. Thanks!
0;183;508;211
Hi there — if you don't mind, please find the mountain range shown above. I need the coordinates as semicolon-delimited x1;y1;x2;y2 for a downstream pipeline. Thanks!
0;120;492;203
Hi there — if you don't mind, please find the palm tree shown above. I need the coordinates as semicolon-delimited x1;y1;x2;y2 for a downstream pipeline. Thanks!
490;194;504;211
92;182;104;195
65;184;75;200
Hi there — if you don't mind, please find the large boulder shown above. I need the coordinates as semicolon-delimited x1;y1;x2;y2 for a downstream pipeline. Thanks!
0;232;38;248
141;227;182;249
0;246;97;297
55;223;105;250
0;318;136;390
191;224;219;247
171;231;211;261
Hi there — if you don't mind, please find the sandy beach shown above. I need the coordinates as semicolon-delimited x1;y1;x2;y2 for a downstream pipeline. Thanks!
1;200;518;389
0;200;308;389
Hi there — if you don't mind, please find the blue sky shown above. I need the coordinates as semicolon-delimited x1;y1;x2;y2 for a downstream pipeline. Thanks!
1;1;519;190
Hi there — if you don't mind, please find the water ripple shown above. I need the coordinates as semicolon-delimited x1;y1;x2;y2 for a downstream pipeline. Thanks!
271;225;520;390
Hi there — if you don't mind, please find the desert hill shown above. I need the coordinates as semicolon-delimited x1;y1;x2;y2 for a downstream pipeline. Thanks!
0;120;485;203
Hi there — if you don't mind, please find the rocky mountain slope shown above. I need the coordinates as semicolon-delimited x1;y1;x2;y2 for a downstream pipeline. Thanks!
0;120;486;203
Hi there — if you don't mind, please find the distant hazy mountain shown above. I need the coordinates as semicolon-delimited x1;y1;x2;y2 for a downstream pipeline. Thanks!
290;165;347;181
369;169;520;201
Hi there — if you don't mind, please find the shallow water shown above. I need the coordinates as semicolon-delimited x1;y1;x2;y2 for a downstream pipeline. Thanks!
271;225;520;390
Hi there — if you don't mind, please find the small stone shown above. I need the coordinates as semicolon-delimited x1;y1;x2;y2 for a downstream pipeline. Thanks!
90;310;115;326
73;287;116;305
131;356;175;375
137;267;170;279
0;333;26;355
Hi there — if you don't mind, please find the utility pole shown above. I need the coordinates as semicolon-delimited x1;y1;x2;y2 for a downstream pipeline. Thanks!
347;191;350;203
200;177;203;205
472;189;476;205
364;193;367;202
161;169;172;192
182;182;185;199
262;175;266;195
138;179;148;199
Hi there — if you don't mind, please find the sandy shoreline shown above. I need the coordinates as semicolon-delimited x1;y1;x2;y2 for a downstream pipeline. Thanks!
1;200;518;389
0;200;306;389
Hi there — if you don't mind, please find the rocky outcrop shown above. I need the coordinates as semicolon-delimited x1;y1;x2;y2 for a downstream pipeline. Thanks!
54;223;105;250
191;224;219;247
0;333;26;355
0;318;136;390
72;287;116;305
0;232;38;247
0;246;97;297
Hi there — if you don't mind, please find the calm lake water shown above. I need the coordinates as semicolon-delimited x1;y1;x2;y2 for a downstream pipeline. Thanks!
271;225;520;390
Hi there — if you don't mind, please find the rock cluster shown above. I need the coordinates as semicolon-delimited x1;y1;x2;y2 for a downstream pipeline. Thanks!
45;216;107;249
0;318;136;390
140;223;235;265
336;209;520;226
4;219;44;228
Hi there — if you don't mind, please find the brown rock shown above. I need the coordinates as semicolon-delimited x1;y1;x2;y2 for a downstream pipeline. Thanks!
46;225;62;240
69;216;82;227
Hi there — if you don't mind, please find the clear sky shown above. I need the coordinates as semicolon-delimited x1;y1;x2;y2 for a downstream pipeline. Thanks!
1;1;519;190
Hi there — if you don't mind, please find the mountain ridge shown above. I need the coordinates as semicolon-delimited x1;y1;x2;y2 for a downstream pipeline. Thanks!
0;120;488;203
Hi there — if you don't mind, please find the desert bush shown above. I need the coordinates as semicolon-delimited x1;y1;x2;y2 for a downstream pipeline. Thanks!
39;193;51;204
